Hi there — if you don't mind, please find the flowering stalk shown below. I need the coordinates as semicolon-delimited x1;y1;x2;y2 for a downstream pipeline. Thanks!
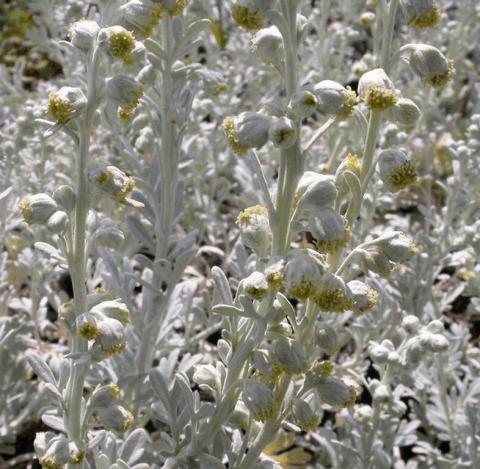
64;45;100;463
271;0;302;256
131;16;178;410
359;0;398;197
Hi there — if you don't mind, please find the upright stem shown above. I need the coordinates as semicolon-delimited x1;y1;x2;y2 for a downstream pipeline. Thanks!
157;16;177;260
271;0;301;257
132;16;178;413
360;110;382;194
381;0;399;74
237;4;303;466
65;46;100;466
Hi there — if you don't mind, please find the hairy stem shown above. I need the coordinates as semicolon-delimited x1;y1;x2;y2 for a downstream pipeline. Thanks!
65;45;100;467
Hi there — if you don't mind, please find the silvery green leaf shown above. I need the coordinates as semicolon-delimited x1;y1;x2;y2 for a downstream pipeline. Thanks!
44;383;63;405
217;339;231;364
95;454;110;469
150;369;173;409
25;351;56;385
120;429;148;465
126;215;155;252
112;460;129;469
194;454;225;469
42;414;65;432
212;304;249;319
144;39;168;61
34;242;65;263
212;266;234;305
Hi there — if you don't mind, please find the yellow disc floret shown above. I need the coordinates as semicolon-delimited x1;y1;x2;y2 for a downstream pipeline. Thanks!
47;93;72;124
109;29;136;64
232;5;264;30
315;288;354;313
408;5;441;29
426;59;455;88
79;322;99;340
364;86;397;110
223;116;247;156
386;161;417;191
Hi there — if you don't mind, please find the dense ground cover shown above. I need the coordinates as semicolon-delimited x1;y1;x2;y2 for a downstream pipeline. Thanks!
1;1;480;468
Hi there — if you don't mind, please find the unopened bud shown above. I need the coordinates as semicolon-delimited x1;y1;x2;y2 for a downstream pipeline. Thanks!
296;173;337;210
377;149;417;192
389;98;422;128
47;211;69;234
313;80;357;118
316;376;356;408
402;315;420;334
269;116;297;149
53;185;76;211
359;248;395;277
309;208;350;254
289;90;317;120
251;25;284;65
348;280;378;315
68;19;100;52
90;383;121;409
273;337;308;375
316;324;338;355
283;249;325;301
236;205;272;256
223;112;271;155
91;299;130;324
408;44;454;88
98;404;133;432
95;317;126;358
243;271;269;300
88;164;135;203
291;398;319;432
19;193;58;225
120;0;162;39
242;380;275;422
376;231;417;263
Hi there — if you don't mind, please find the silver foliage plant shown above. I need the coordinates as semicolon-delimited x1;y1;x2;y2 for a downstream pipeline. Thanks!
0;0;479;468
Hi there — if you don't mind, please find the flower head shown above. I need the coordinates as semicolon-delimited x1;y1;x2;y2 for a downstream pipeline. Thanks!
313;80;357;119
237;205;272;256
283;249;326;301
243;271;269;300
120;0;162;39
88;164;135;203
314;273;354;313
19;193;58;225
348;280;379;315
309;209;350;254
251;25;284;65
223;112;271;155
98;26;136;65
232;0;274;30
377;149;417;192
401;0;441;29
47;87;87;124
408;44;454;88
242;380;275;422
358;68;397;110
